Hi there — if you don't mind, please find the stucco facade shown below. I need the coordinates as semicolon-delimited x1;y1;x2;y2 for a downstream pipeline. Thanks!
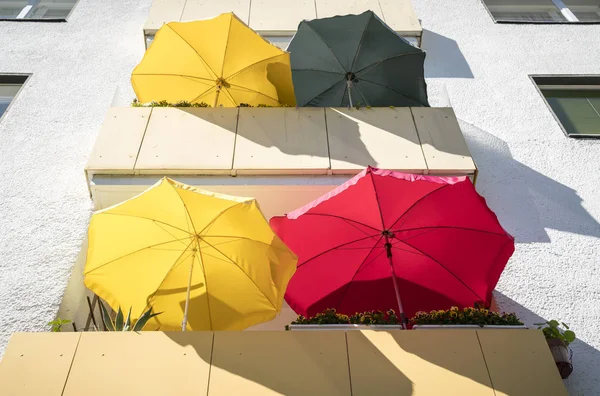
0;0;599;394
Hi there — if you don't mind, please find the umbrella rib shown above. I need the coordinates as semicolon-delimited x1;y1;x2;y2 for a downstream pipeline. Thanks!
166;24;219;80
333;234;385;310
389;185;450;231
355;52;422;75
303;22;347;72
86;236;194;275
293;69;345;75
305;80;346;106
131;73;216;82
199;237;277;310
394;225;509;237
188;85;219;105
349;12;373;72
297;235;379;269
396;239;485;302
353;78;426;107
99;212;193;236
170;184;200;236
219;14;235;77
197;202;248;235
302;213;381;232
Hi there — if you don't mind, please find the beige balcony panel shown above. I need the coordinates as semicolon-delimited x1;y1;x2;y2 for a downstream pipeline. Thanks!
378;0;421;35
144;0;186;35
326;107;427;174
86;107;150;174
181;0;251;24
0;333;81;396
347;330;495;396
250;0;317;34
135;107;237;174
412;107;476;176
62;332;213;396
477;330;568;396
209;331;351;396
234;107;329;174
315;0;421;36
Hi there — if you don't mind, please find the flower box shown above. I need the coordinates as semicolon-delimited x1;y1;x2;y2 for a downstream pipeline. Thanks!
413;324;527;330
287;324;403;331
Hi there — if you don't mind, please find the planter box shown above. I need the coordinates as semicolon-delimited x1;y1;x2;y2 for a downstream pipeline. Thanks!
287;324;403;331
413;325;528;330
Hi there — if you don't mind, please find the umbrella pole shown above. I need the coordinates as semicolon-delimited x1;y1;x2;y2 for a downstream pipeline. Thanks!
346;80;354;108
181;255;195;331
385;240;408;329
213;87;221;108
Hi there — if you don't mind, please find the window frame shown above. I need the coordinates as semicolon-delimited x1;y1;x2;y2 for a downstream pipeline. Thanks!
0;0;80;22
480;0;600;24
530;75;600;139
0;74;30;123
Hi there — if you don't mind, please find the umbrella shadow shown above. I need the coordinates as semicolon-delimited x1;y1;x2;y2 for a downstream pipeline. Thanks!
460;120;600;242
164;330;414;395
493;291;599;395
421;29;474;79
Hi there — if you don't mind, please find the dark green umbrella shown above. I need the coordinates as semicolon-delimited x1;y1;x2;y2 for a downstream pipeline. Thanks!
288;11;429;108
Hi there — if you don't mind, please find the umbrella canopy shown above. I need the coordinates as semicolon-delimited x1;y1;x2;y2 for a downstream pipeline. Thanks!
131;13;296;107
270;167;514;325
287;11;429;107
84;178;297;331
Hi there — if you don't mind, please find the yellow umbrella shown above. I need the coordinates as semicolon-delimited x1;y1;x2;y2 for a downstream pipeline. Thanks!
131;13;296;107
84;178;297;331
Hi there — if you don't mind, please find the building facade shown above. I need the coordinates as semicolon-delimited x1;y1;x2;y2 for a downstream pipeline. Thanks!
0;0;599;394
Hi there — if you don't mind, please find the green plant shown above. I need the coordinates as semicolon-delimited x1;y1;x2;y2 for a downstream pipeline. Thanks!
286;308;400;330
131;99;211;108
410;306;523;326
535;320;576;346
48;318;71;332
131;99;291;108
99;301;161;331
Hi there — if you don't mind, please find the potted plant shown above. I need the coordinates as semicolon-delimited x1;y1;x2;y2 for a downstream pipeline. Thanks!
286;308;403;331
411;306;526;329
535;320;575;379
99;301;161;331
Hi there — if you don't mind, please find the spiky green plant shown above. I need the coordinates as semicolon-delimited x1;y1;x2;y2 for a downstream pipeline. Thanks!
98;300;161;331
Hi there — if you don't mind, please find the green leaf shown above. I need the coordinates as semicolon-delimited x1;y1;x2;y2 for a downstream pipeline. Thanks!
124;307;132;331
98;300;115;331
133;309;162;332
563;330;576;344
561;322;569;329
115;307;124;331
548;320;560;328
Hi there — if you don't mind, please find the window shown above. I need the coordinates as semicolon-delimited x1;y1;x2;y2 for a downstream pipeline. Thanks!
533;76;600;138
0;75;28;120
0;0;78;21
482;0;600;23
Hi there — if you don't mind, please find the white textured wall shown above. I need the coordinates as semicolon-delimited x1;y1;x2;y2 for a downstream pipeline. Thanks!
1;0;599;393
0;0;152;352
414;1;600;394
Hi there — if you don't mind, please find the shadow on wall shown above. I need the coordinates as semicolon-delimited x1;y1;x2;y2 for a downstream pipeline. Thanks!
460;120;600;242
421;29;474;79
494;291;600;395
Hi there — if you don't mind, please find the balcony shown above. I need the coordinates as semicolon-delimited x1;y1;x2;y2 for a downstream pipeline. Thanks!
143;0;423;48
84;106;477;216
0;329;568;395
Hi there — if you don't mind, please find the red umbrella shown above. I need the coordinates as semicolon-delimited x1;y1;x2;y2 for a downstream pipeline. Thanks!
270;167;514;327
